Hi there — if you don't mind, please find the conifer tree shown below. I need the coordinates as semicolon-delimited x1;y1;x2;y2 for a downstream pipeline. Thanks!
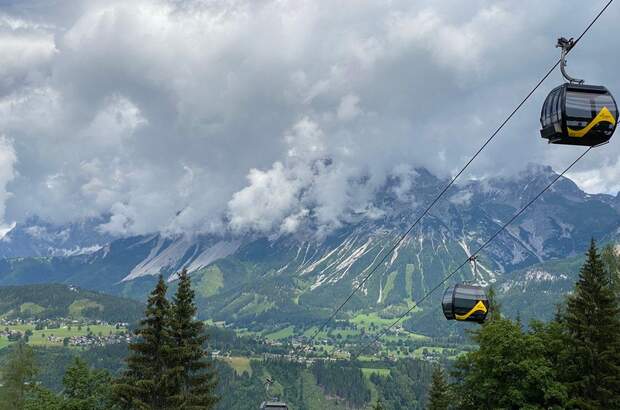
0;342;38;410
169;268;218;409
23;386;63;410
485;285;501;322
63;357;114;410
564;239;620;409
114;275;175;409
427;366;449;410
602;243;620;297
452;317;568;409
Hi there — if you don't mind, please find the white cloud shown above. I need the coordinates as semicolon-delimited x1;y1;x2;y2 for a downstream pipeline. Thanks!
0;0;619;237
450;190;473;206
0;14;56;95
0;136;16;230
229;162;303;233
337;94;361;121
567;157;620;195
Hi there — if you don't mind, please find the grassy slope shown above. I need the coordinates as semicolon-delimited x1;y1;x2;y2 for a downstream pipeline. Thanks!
68;299;104;317
195;266;224;298
264;325;295;340
20;302;45;315
225;356;252;375
361;368;390;377
300;370;349;410
382;271;399;303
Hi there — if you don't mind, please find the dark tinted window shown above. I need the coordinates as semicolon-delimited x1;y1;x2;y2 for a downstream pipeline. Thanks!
566;90;617;127
542;88;563;126
542;92;554;126
443;286;454;303
454;298;476;310
551;89;562;122
546;92;554;124
455;287;484;297
554;88;563;122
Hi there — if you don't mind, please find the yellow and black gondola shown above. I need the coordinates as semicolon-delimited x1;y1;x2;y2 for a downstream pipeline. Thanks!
442;284;489;324
540;37;618;146
540;83;617;146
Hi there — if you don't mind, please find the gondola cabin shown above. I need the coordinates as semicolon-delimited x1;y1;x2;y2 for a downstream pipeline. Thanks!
540;83;618;146
442;284;489;324
260;401;288;410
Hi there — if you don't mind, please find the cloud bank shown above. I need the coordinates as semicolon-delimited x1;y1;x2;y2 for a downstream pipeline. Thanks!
1;0;619;236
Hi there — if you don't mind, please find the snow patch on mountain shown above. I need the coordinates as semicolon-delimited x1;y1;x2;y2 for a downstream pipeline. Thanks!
499;268;569;292
55;245;103;256
123;236;184;281
185;240;241;273
524;269;568;282
0;217;113;258
122;236;240;282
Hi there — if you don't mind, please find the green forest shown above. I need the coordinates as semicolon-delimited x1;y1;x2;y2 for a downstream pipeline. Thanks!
1;241;619;409
429;240;620;410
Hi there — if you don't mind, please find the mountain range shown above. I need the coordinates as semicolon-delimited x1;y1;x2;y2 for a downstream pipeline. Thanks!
0;165;618;335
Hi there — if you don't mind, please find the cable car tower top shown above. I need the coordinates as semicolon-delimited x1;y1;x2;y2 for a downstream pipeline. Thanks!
557;37;584;84
260;377;289;410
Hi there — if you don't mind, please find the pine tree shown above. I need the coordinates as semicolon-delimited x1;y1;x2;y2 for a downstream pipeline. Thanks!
372;400;384;410
63;357;91;401
168;268;218;409
485;285;501;321
63;357;114;410
602;243;620;297
564;239;620;409
0;342;38;410
427;366;449;410
114;275;175;409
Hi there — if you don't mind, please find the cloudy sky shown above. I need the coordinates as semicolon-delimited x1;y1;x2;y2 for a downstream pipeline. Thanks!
0;0;619;237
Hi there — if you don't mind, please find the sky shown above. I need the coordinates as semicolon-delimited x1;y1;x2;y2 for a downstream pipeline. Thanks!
0;0;619;237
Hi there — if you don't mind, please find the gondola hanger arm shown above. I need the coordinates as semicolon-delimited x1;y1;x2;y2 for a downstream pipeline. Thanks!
557;37;584;84
468;255;478;275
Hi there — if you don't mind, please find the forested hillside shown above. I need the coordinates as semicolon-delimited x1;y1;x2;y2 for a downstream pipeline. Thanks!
0;284;144;323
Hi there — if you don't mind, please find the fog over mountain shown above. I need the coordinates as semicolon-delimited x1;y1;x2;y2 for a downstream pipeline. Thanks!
0;0;620;239
0;166;618;331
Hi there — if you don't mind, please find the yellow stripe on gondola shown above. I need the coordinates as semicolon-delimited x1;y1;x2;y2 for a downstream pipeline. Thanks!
454;300;487;321
567;106;616;138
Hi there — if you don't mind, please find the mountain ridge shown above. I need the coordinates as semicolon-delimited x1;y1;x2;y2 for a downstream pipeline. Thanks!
0;165;618;334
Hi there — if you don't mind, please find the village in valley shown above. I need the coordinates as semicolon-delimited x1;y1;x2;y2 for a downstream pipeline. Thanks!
0;317;131;348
